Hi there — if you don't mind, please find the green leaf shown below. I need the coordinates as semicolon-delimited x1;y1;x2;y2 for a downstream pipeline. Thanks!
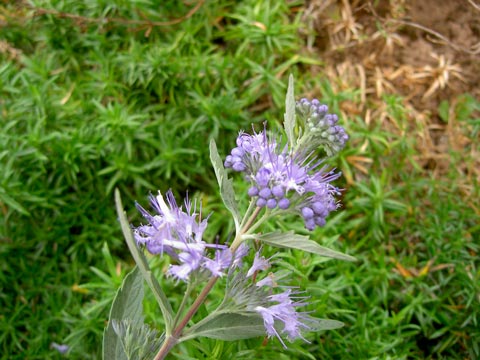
182;311;344;343
103;267;144;360
181;312;266;342
0;189;30;216
284;74;296;148
209;139;241;231
312;319;344;331
114;189;174;334
257;231;356;262
456;94;477;121
438;100;449;123
110;320;163;360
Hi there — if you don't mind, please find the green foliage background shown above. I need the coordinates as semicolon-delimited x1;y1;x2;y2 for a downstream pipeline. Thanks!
1;1;479;359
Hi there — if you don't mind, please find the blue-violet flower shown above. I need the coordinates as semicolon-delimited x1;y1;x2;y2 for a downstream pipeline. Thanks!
255;289;315;348
134;190;228;281
224;98;348;231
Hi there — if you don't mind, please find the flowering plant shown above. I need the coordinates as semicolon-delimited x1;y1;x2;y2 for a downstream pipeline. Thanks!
104;76;354;360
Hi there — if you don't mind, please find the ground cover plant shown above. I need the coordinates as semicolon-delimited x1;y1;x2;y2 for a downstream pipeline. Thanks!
1;0;479;359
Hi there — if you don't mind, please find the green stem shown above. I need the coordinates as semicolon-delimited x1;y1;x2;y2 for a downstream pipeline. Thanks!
154;276;218;360
230;206;262;252
152;205;264;359
172;281;195;329
243;208;271;235
239;199;256;230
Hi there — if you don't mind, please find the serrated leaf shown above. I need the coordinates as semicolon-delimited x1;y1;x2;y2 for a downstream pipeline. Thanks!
181;312;266;342
284;74;296;148
103;267;144;360
257;231;356;262
114;189;174;333
209;139;241;231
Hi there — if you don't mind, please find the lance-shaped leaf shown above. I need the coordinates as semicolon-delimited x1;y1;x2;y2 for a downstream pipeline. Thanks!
180;312;266;342
312;318;344;331
182;311;344;343
209;139;241;231
114;189;174;334
257;231;356;262
284;74;296;148
103;267;144;360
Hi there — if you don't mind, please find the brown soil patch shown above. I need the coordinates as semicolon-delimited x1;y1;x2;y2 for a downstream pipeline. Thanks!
301;0;480;194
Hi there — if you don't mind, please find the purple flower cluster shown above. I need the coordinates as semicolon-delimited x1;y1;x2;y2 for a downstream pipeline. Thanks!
236;252;316;347
295;98;349;156
224;125;342;230
134;190;231;281
255;289;313;348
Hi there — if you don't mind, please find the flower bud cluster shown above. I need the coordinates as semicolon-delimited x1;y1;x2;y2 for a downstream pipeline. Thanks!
224;125;342;230
224;131;293;211
299;198;336;230
295;98;349;156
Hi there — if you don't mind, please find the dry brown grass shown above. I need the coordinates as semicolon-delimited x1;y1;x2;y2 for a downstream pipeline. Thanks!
300;0;480;195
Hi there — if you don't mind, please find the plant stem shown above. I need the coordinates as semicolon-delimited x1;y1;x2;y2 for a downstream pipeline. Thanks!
153;205;264;359
239;199;256;230
230;206;262;252
172;281;194;329
154;276;218;360
243;208;273;235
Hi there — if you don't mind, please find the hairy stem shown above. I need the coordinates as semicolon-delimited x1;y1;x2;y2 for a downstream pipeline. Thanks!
153;206;264;359
154;276;218;360
230;206;262;252
172;281;195;329
244;208;271;235
239;199;256;230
